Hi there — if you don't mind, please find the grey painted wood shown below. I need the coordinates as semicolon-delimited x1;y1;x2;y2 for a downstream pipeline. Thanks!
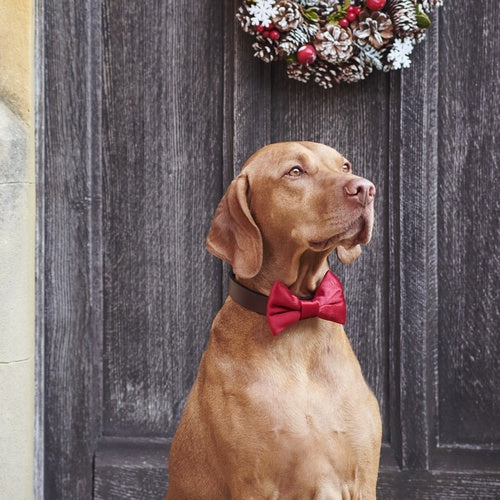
101;0;225;438
436;0;500;448
392;15;440;471
94;438;170;500
42;0;102;498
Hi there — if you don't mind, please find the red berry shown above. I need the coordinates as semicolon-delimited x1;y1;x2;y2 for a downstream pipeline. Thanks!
256;24;265;33
365;0;386;10
347;5;356;14
297;44;317;65
269;29;280;40
339;17;349;27
354;6;362;14
268;23;275;30
262;30;270;38
346;11;357;21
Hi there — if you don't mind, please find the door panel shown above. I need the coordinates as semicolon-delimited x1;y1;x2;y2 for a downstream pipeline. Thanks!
436;1;500;447
101;0;224;439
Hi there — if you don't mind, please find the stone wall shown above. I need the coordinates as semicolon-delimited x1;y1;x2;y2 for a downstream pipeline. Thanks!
0;1;35;498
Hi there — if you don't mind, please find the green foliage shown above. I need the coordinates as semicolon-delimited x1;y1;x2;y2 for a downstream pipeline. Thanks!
415;4;431;29
326;0;351;24
303;9;320;22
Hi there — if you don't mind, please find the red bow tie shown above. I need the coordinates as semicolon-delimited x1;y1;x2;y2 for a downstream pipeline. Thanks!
266;271;346;336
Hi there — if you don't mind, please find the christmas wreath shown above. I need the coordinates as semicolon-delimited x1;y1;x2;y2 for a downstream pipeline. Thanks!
237;0;443;87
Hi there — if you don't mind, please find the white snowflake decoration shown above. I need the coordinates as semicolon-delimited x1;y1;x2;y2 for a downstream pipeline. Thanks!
386;38;415;70
247;0;278;27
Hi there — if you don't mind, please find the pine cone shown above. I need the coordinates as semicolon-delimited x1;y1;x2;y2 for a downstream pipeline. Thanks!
352;10;393;49
287;60;314;83
316;0;343;16
338;55;372;83
277;23;318;57
272;0;303;31
252;37;278;63
236;5;253;34
312;59;340;89
420;0;443;13
387;0;419;37
314;24;353;64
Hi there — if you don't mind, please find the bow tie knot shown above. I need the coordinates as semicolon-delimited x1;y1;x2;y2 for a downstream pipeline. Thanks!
266;270;347;336
300;299;320;320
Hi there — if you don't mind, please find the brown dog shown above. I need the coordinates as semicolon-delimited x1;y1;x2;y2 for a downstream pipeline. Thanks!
166;142;382;499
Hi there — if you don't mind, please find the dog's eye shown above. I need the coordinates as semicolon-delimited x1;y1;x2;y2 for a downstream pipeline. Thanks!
342;163;351;173
287;166;303;177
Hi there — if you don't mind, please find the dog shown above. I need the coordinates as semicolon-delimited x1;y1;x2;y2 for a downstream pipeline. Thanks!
166;142;382;499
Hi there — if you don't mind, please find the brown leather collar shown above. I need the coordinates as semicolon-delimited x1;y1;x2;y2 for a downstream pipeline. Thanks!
228;274;268;315
228;274;317;316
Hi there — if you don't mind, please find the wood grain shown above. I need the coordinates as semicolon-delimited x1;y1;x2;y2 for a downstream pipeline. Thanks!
42;1;102;498
94;438;170;500
392;13;440;470
102;0;225;437
436;0;500;447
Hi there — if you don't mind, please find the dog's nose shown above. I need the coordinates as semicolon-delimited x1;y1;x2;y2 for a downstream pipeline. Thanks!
344;178;376;206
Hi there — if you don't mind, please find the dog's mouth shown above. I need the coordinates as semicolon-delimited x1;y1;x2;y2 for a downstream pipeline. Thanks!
309;212;372;252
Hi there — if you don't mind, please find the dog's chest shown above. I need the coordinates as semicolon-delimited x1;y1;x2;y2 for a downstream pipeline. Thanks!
246;342;357;436
224;321;370;441
217;332;376;489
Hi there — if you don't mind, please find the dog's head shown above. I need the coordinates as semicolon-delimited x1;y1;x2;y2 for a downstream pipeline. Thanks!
206;142;375;279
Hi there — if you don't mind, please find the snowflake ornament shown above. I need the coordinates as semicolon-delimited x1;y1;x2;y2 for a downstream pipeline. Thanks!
386;37;414;69
248;0;278;27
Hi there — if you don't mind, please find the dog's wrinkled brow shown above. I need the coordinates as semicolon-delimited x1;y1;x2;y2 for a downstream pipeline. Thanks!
279;152;309;166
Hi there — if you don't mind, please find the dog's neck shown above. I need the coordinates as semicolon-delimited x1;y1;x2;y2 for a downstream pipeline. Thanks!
236;247;331;298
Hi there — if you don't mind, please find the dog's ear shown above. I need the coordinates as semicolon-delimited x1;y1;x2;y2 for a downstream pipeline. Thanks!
206;174;263;279
336;244;362;265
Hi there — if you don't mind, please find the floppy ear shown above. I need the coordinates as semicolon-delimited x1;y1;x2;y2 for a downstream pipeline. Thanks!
336;244;362;265
206;174;263;279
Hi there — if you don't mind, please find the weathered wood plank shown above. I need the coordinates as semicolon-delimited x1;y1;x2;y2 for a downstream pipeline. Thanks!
436;0;500;449
42;0;102;498
95;438;170;500
102;0;225;438
377;470;500;499
391;13;440;470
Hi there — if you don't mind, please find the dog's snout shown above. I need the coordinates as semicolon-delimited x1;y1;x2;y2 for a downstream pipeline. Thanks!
344;178;375;206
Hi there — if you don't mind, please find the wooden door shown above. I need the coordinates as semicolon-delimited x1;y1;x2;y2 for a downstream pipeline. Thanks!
39;0;500;498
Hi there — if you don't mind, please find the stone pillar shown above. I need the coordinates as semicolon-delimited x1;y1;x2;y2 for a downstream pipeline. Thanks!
0;1;35;498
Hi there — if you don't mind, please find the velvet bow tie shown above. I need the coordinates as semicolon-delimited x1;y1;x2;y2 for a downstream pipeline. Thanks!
266;271;346;336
